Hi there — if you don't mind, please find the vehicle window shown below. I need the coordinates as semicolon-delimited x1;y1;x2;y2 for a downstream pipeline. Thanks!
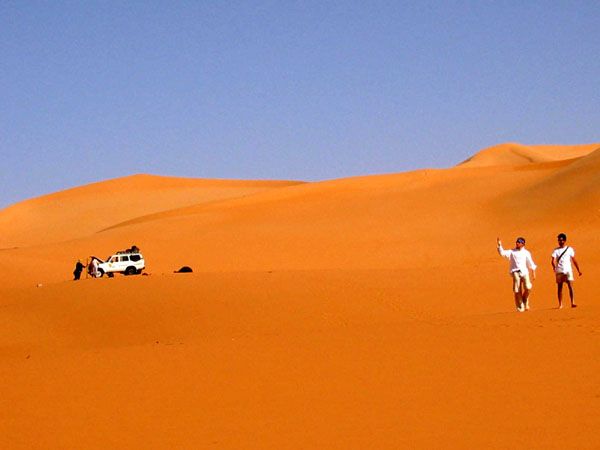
130;254;141;262
120;256;130;262
109;256;117;262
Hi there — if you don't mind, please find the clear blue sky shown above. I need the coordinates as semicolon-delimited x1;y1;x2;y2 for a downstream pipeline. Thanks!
1;1;598;208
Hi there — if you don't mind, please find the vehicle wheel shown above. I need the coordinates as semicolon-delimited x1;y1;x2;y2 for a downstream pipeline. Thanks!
125;266;136;276
98;269;104;278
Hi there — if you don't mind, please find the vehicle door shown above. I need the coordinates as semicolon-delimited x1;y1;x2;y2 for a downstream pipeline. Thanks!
119;255;130;270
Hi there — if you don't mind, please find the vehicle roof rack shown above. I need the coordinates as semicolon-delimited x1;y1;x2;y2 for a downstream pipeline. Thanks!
116;246;140;255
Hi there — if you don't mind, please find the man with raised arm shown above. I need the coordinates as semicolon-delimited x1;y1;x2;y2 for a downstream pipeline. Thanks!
497;237;537;312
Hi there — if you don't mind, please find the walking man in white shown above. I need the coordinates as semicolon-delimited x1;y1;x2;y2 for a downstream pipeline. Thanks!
497;237;537;312
551;233;582;309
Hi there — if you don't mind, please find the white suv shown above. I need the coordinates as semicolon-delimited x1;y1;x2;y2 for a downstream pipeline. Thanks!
97;252;145;277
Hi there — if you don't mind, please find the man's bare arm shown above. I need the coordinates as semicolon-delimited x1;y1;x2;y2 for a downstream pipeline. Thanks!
572;256;582;276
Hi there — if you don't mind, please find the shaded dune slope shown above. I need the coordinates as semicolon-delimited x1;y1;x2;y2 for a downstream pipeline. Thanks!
0;175;304;248
509;147;600;213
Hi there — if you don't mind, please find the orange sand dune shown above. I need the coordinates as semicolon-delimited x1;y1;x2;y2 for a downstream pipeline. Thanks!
0;174;304;249
512;147;600;214
459;142;599;167
1;143;599;449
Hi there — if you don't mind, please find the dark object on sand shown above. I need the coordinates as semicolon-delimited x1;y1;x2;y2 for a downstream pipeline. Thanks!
118;245;140;255
174;266;193;273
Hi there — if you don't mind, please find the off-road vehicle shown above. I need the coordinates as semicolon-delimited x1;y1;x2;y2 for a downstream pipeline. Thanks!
96;251;145;277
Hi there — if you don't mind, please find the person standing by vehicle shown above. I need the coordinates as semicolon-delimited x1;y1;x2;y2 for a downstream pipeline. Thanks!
73;259;85;280
497;237;537;312
551;233;582;309
89;256;100;278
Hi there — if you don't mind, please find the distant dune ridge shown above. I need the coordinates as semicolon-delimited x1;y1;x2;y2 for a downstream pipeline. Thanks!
1;142;600;449
1;142;598;258
0;175;304;248
458;142;599;167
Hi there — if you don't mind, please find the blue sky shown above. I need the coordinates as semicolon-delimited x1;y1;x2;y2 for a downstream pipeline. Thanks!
1;1;599;208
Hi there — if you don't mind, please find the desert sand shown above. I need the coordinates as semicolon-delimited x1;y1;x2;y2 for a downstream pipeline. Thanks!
1;143;599;449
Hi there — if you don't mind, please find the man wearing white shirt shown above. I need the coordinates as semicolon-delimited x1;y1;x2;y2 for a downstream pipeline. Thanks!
497;237;537;312
551;233;582;309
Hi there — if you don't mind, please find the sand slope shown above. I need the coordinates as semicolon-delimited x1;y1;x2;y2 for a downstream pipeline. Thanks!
458;142;599;167
1;143;599;449
512;146;600;214
0;175;304;248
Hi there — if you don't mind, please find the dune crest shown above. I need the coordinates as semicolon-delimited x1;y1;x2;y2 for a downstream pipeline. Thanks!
458;142;599;167
0;174;304;248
